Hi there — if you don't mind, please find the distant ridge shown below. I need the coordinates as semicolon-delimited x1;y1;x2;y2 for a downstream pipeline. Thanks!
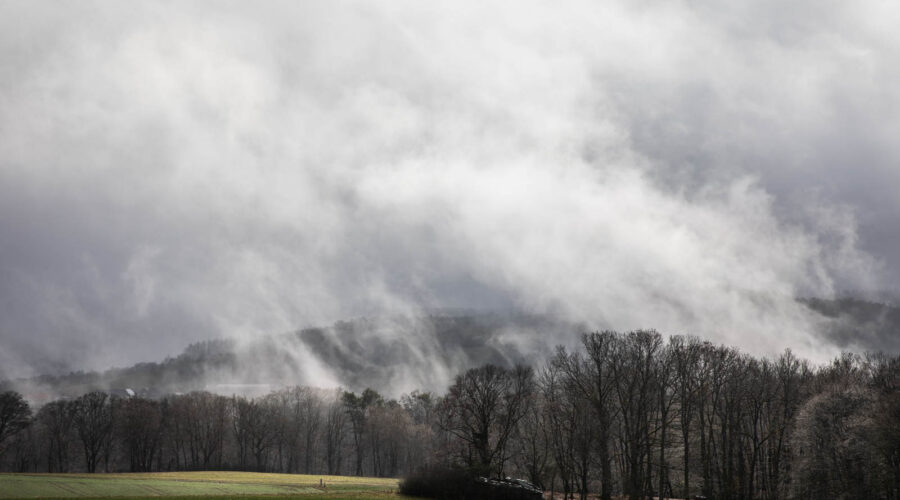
800;296;900;352
0;312;579;401
4;300;899;403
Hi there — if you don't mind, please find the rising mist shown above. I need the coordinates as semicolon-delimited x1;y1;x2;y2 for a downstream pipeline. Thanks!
2;1;898;386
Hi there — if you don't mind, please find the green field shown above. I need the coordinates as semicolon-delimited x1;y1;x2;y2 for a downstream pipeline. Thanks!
0;471;407;499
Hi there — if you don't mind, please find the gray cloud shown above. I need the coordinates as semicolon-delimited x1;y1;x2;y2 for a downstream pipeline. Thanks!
0;0;896;382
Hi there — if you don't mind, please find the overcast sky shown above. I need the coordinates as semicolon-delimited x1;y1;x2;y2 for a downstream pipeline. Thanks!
1;1;899;380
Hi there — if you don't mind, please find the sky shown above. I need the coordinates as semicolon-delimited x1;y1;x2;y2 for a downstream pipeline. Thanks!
1;0;899;381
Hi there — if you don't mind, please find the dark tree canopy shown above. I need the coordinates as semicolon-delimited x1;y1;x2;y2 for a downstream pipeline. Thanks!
439;364;534;476
0;391;31;451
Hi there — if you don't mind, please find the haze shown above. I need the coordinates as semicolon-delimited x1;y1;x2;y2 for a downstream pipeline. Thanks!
1;1;898;381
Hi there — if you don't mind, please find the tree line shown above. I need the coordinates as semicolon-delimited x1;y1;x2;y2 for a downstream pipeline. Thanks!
1;329;898;499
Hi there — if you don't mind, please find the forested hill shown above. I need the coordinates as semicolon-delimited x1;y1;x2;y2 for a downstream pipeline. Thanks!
4;299;899;402
0;313;580;401
801;297;900;352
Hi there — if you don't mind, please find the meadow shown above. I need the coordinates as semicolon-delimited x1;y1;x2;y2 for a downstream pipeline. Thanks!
0;471;407;499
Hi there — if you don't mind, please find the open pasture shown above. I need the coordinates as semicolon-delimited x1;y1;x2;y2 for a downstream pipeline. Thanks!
0;471;403;499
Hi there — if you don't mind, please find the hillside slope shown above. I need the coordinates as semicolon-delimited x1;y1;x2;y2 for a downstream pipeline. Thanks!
1;313;579;401
4;300;898;402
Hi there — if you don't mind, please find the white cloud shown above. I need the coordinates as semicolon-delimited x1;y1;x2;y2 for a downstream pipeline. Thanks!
0;0;895;382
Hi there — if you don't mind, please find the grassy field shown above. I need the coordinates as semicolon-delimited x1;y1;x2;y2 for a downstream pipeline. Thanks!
0;471;407;499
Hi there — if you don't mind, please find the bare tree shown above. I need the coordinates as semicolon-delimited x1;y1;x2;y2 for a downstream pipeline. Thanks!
170;392;227;470
36;400;75;472
118;397;164;472
763;349;807;499
671;335;703;499
439;364;534;477
868;353;900;499
231;395;279;471
72;392;115;473
556;332;618;500
655;342;676;500
511;394;552;490
324;389;347;475
540;360;577;499
231;396;254;469
0;392;31;457
610;330;663;499
279;386;324;473
368;401;412;477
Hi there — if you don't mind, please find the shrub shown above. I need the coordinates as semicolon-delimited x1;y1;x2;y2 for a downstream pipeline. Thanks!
399;465;473;499
399;465;542;500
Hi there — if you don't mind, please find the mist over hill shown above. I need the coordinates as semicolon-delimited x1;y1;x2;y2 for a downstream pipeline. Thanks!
3;3;900;497
5;1;900;386
802;296;900;353
0;312;582;402
4;299;899;404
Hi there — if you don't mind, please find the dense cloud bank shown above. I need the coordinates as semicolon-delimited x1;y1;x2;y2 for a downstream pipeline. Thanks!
1;1;898;380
